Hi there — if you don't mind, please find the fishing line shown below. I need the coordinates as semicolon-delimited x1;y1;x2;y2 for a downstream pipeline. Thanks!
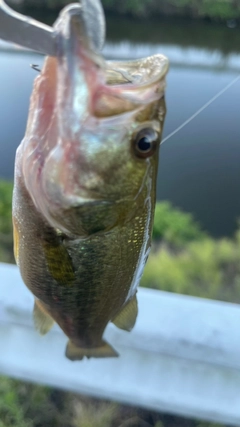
161;73;240;145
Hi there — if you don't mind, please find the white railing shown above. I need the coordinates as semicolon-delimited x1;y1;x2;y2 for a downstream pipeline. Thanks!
1;261;240;425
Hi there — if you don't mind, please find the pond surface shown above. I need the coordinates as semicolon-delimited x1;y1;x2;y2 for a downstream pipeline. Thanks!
0;13;240;237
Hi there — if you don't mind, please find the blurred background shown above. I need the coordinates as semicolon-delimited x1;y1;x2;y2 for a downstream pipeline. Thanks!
0;0;240;426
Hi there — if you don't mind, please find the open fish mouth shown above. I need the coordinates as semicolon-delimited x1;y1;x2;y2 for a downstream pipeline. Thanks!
54;4;169;122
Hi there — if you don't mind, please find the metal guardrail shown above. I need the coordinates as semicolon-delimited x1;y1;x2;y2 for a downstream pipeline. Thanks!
1;261;240;424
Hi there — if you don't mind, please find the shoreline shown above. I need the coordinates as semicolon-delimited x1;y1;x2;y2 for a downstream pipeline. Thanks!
6;0;240;23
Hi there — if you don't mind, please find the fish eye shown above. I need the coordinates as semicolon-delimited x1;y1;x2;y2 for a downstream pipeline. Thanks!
133;127;159;159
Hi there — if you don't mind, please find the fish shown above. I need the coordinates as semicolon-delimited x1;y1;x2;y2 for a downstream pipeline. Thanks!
12;3;169;360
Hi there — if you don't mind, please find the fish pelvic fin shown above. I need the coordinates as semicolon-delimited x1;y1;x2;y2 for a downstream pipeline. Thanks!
33;299;54;335
112;294;138;332
65;340;119;361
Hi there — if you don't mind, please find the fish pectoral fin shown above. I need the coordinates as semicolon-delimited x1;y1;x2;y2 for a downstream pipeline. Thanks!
33;299;54;335
43;240;75;286
65;340;119;361
112;294;138;332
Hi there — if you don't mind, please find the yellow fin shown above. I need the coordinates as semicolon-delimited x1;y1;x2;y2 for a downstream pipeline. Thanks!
43;241;75;286
33;299;54;335
65;340;119;361
12;218;20;265
112;294;138;332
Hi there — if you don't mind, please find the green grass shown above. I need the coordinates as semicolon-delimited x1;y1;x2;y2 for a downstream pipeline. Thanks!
0;375;226;427
0;377;73;427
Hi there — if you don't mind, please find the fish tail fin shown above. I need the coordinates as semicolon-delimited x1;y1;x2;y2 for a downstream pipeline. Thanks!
65;340;119;361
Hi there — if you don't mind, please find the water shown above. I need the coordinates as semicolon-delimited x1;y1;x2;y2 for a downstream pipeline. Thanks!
0;14;240;237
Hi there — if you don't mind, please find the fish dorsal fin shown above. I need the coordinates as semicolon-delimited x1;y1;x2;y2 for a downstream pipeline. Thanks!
66;340;119;361
112;294;138;332
33;299;54;335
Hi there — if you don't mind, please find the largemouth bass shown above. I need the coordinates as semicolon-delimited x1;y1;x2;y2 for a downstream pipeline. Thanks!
12;3;169;360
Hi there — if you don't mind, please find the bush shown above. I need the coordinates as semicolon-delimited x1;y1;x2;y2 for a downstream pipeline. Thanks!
141;232;240;303
152;201;205;246
8;0;240;20
198;0;240;20
0;180;13;236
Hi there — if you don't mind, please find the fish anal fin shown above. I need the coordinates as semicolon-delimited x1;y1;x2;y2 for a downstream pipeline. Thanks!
112;294;138;332
33;299;54;335
65;340;119;361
